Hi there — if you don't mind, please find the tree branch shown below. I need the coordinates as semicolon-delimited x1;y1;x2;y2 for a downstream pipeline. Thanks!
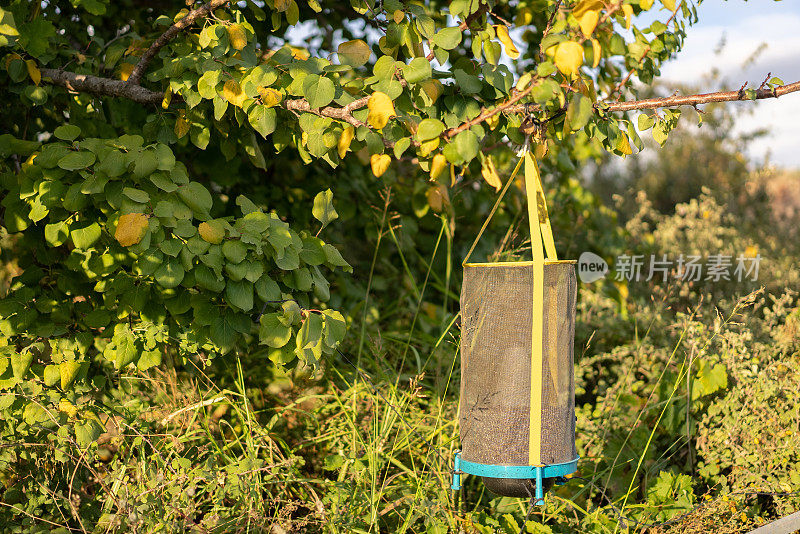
40;68;164;105
602;80;800;112
284;95;370;128
39;65;800;144
127;0;230;86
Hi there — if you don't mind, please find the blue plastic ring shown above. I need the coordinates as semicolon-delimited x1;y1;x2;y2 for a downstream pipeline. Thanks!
457;455;579;479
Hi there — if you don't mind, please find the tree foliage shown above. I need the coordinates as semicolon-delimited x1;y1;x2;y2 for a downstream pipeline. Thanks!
0;0;797;530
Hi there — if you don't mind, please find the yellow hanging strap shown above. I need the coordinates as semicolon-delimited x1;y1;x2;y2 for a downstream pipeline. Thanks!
459;144;558;467
524;149;545;466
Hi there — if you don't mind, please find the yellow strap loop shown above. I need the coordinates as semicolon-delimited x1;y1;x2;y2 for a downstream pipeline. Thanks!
460;145;559;466
524;150;545;466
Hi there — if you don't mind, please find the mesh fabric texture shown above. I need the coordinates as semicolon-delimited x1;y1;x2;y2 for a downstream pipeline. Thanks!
459;262;577;467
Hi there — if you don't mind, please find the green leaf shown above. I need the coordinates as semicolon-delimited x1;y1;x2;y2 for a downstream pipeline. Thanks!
58;150;95;171
431;27;462;50
53;124;81;141
312;189;338;230
18;17;56;57
566;94;593;131
255;274;281;302
45;220;69;247
302;74;336;109
122;187;150;203
71;222;101;249
638;113;655;130
11;351;33;379
195;264;225;292
59;360;82;390
177;182;213;218
137;349;162;371
259;313;292;348
416;118;445;141
75;420;103;448
197;69;221;99
210;315;237;354
322;309;346;348
222;240;247;264
248;105;277;138
323;244;352;271
154;260;185;289
225;279;254;312
295;313;324;365
453;130;479;162
403;57;432;83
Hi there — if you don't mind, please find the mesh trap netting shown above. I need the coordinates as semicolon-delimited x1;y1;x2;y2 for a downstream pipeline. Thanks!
459;262;577;467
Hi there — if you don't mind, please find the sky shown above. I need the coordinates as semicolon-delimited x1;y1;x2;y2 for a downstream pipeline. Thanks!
654;0;800;168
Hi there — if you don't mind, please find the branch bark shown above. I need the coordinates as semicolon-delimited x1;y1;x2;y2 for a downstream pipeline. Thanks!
602;81;800;112
127;0;230;86
41;68;164;105
284;95;370;128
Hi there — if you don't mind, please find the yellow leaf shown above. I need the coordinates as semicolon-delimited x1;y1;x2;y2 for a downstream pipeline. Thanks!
573;0;604;19
393;10;405;23
258;87;282;107
274;0;291;12
119;62;134;81
223;79;246;107
174;111;190;139
579;10;600;37
427;184;449;212
420;79;443;103
622;5;633;29
290;46;309;60
618;133;632;155
59;361;81;390
367;91;395;130
338;39;371;66
515;7;533;26
495;25;520;60
370;154;391;177
226;23;248;50
554;41;584;77
58;397;78;418
480;156;502;191
661;0;676;12
591;38;602;68
429;154;447;180
115;213;149;247
419;137;439;157
744;245;758;258
338;125;354;159
25;59;40;86
486;113;500;130
199;221;225;244
162;89;172;109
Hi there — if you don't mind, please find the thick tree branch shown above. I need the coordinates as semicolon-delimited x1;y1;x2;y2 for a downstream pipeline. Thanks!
602;81;800;112
41;68;164;105
127;0;230;85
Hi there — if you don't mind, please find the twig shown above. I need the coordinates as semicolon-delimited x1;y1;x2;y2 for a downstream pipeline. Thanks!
284;95;370;128
602;80;800;112
127;0;230;85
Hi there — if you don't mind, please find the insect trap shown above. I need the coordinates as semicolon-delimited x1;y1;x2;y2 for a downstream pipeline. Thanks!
451;147;579;505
